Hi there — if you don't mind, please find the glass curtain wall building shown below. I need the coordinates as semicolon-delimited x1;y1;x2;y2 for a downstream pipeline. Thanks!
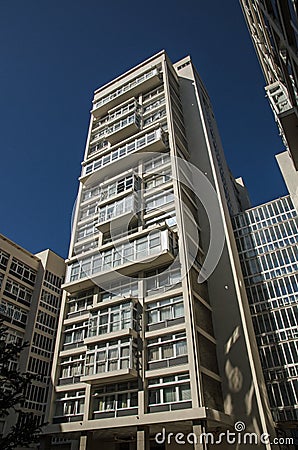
45;51;275;450
232;195;298;442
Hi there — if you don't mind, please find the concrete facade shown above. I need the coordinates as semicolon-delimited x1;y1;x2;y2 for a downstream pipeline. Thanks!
240;0;298;170
0;234;65;441
45;51;276;449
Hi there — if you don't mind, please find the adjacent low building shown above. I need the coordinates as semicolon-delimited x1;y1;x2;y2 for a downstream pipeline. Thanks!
0;234;65;440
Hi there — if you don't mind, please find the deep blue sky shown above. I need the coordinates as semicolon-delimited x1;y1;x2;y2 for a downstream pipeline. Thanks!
0;1;287;258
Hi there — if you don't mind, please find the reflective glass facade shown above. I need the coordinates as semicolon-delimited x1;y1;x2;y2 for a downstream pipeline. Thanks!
233;196;298;424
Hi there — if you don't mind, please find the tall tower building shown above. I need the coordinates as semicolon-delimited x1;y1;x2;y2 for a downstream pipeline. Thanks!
0;234;65;440
46;51;275;449
240;0;298;170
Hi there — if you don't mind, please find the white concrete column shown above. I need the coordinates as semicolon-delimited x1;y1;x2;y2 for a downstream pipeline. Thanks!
83;383;91;421
79;434;88;450
193;423;208;450
137;427;150;450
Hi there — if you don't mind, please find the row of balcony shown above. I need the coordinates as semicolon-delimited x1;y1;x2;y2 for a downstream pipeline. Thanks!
90;94;165;149
81;128;167;184
92;68;161;117
64;227;176;292
91;99;138;132
90;113;141;147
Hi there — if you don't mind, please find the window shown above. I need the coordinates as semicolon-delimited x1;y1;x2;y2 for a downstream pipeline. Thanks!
145;190;174;212
101;279;138;302
43;270;62;293
69;230;168;282
94;68;159;109
98;194;135;223
9;258;37;285
54;390;85;422
36;310;57;335
92;381;138;418
32;332;54;358
143;152;170;173
89;301;137;337
3;278;33;306
82;184;100;202
85;338;137;376
40;290;60;314
143;108;166;126
147;296;184;325
76;221;96;242
64;321;88;348
145;265;181;296
143;96;165;113
60;354;85;380
148;373;191;409
147;332;187;365
0;250;9;270
0;300;27;327
67;289;94;317
28;357;50;383
85;129;163;175
79;202;98;221
145;169;172;191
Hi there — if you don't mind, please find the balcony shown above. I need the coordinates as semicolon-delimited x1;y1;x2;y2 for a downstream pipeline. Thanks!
95;194;138;234
91;99;138;133
63;227;176;293
94;171;139;206
266;82;298;169
90;113;140;147
105;113;140;144
81;367;138;385
92;68;161;117
266;82;293;116
81;128;167;184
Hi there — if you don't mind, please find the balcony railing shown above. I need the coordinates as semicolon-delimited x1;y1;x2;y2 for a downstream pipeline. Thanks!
90;113;140;145
92;100;138;132
266;81;293;115
92;69;160;116
82;128;167;180
95;194;138;233
66;228;175;284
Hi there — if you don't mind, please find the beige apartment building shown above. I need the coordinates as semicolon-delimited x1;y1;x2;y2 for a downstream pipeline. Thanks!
0;234;65;440
45;51;277;449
